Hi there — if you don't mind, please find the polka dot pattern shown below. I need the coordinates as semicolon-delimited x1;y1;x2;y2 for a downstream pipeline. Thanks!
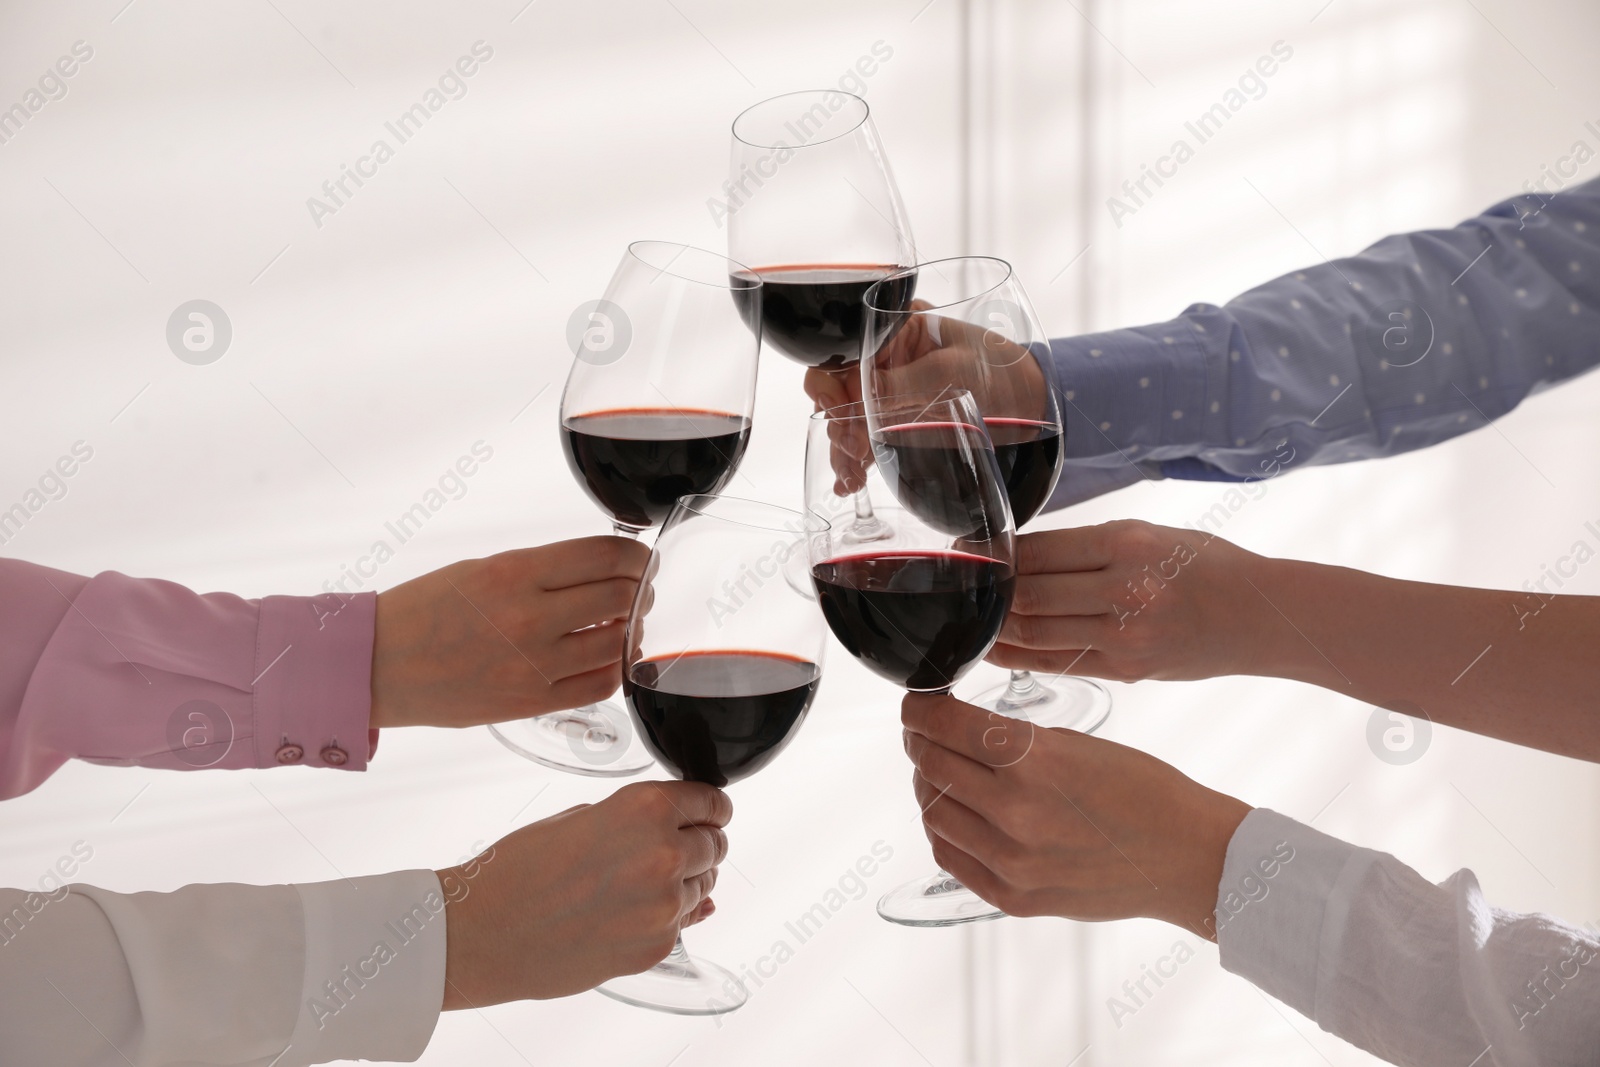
1042;182;1600;500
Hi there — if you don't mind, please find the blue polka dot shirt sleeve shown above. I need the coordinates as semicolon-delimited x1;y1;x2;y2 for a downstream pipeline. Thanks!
1040;176;1600;509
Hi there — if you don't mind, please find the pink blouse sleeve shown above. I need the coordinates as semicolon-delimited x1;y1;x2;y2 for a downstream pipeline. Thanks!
0;558;377;799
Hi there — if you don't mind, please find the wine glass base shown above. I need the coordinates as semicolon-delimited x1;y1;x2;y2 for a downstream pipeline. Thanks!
972;676;1113;735
877;871;1004;927
596;956;749;1016
488;701;654;778
841;517;894;544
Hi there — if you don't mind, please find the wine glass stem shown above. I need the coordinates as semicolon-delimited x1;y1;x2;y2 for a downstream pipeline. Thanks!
845;488;893;542
664;935;692;968
613;523;642;539
1006;669;1040;700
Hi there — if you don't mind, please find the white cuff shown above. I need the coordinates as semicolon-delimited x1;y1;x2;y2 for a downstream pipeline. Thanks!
1212;807;1365;1020
286;870;447;1065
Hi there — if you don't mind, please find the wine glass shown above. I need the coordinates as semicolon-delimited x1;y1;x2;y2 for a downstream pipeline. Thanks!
804;392;1018;926
728;88;916;541
596;495;828;1015
861;257;1111;735
490;242;762;778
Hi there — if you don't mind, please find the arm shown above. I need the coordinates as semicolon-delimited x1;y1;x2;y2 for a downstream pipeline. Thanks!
1039;176;1600;506
901;693;1600;1067
1;872;445;1066
0;781;730;1066
0;558;377;796
989;521;1600;762
1219;808;1599;1067
0;536;648;798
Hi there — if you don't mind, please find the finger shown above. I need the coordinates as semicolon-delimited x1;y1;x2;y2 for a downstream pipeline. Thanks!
534;536;651;590
904;728;994;808
1016;528;1114;575
912;768;944;851
827;416;873;462
913;771;1018;869
998;612;1105;651
805;368;854;412
681;867;719;917
544;661;621;708
544;577;639;632
986;644;1117;678
870;311;931;366
653;782;735;829
681;896;716;928
927;834;1013;912
901;691;1030;767
1012;572;1116;617
551;623;627;678
677;824;729;878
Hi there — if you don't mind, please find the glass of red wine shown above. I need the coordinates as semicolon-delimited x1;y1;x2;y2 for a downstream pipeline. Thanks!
490;241;762;778
728;89;916;541
804;392;1019;926
597;494;828;1015
861;257;1111;735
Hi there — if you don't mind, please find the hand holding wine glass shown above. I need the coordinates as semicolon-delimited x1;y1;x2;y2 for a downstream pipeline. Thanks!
805;392;1020;926
371;537;648;730
900;691;1248;935
862;258;1111;733
439;780;732;1007
598;495;828;1015
803;300;1049;419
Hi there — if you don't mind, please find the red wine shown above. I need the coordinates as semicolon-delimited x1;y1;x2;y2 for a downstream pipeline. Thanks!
871;421;1013;539
624;650;821;787
742;264;917;370
563;409;751;531
987;418;1063;526
811;551;1014;692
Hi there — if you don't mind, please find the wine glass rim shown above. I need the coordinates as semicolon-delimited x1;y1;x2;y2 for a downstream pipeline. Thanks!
626;240;760;291
731;89;870;150
863;256;1015;312
810;389;977;423
672;494;829;535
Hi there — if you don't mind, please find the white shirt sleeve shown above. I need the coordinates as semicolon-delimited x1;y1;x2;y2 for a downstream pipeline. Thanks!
0;869;446;1066
1215;808;1600;1067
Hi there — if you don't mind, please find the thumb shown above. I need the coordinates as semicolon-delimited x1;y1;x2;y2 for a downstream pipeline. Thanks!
681;898;716;927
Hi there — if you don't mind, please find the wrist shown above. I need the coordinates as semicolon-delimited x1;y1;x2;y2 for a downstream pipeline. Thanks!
369;590;406;730
1153;789;1251;941
1234;552;1313;680
439;864;487;1010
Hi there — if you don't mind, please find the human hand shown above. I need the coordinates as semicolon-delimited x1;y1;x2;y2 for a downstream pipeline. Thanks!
901;692;1249;938
370;536;650;729
439;780;731;1006
801;303;1049;419
988;520;1273;683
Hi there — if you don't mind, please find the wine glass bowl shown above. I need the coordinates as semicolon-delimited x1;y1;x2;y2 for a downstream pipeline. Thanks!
490;241;763;779
804;394;1017;696
597;495;829;1016
804;393;1022;926
562;241;762;536
728;88;916;548
862;257;1111;735
728;90;917;374
622;496;828;788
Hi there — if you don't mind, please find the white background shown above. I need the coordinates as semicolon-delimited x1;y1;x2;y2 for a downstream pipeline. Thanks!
2;0;1598;1063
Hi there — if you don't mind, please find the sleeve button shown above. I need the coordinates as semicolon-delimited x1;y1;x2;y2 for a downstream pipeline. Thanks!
320;745;348;767
275;743;304;764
